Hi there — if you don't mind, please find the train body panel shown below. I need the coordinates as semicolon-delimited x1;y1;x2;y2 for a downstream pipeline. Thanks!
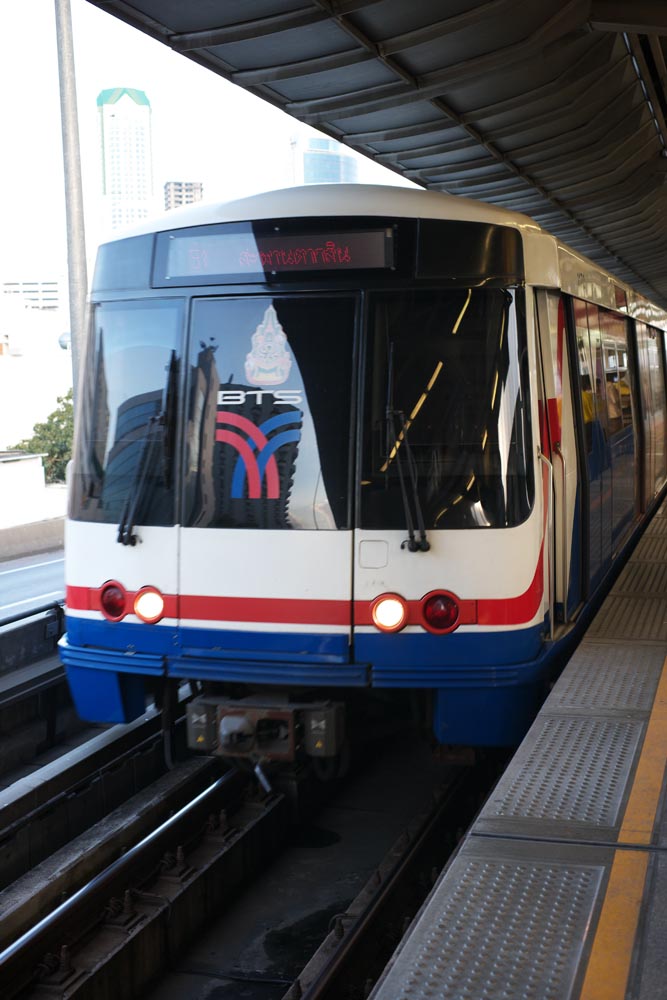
60;184;667;753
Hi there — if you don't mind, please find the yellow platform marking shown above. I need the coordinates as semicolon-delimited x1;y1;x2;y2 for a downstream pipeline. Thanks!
619;657;667;844
580;655;667;999
579;850;648;1000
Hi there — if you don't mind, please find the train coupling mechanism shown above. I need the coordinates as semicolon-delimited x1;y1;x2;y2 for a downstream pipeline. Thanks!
186;694;345;763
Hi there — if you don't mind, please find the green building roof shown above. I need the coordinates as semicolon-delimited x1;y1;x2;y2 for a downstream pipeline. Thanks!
96;87;150;107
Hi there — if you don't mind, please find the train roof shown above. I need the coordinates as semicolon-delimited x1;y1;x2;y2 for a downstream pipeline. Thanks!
105;184;667;331
119;184;543;239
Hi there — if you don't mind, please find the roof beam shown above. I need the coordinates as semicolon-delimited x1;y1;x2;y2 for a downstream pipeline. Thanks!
625;33;667;150
170;9;331;51
590;1;667;35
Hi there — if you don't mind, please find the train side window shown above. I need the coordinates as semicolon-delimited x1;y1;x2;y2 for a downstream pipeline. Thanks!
638;321;667;493
585;305;611;437
647;328;666;486
598;308;633;434
574;299;596;454
575;301;631;442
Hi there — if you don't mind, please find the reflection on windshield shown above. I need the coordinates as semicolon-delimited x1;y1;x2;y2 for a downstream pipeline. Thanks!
117;350;180;545
362;288;533;530
183;296;355;530
69;299;182;525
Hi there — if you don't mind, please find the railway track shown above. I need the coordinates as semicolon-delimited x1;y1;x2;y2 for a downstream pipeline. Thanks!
146;739;505;1000
1;717;505;999
0;712;207;909
0;603;82;781
1;610;506;1000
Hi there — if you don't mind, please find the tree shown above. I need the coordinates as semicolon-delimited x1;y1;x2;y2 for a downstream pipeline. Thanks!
11;389;74;483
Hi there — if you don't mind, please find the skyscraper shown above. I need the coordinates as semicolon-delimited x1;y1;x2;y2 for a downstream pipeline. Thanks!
164;181;204;212
291;136;359;185
97;87;153;232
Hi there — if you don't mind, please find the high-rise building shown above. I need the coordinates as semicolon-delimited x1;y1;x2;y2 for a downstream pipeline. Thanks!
164;181;204;212
291;136;359;185
97;87;153;232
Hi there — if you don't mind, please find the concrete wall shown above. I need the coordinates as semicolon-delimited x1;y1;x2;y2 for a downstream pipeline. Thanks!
0;517;64;561
0;453;66;559
0;453;50;529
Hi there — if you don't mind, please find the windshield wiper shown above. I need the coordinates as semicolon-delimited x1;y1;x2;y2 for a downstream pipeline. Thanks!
117;351;179;546
117;417;161;546
385;344;430;553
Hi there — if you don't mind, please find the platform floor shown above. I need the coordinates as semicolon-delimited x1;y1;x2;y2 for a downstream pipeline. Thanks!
371;500;667;1000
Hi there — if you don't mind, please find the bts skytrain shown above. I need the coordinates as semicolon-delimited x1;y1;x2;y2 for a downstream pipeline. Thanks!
60;184;667;764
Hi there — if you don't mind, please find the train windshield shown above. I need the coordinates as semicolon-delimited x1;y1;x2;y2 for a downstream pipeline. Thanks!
69;298;183;526
183;295;355;529
361;288;533;529
70;285;531;532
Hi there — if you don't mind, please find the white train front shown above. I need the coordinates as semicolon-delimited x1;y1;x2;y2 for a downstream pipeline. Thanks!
60;184;667;761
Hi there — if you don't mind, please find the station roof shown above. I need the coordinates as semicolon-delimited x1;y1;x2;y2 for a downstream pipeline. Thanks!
85;1;667;307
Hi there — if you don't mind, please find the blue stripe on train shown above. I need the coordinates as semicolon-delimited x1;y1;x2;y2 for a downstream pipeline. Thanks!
61;615;550;741
64;615;546;677
64;615;350;661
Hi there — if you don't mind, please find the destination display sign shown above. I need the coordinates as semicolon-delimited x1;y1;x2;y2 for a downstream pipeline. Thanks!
162;227;394;281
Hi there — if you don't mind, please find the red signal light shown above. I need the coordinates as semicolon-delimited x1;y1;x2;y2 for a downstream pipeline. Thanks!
422;592;459;633
100;581;127;621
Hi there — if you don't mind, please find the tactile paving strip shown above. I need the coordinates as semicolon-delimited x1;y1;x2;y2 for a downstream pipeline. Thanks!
474;714;644;840
613;562;667;595
644;516;667;535
546;643;664;715
632;533;667;562
586;596;667;642
371;840;606;1000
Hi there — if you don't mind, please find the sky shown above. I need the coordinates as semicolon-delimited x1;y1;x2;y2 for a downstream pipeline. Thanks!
0;0;410;288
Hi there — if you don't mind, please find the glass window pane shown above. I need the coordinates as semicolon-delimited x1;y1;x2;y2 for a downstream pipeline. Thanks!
184;296;355;529
70;299;183;524
361;288;533;529
598;308;633;432
647;326;667;488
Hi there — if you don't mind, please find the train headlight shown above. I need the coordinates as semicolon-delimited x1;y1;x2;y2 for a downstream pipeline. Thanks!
422;592;459;633
133;587;165;624
371;593;408;632
100;581;127;621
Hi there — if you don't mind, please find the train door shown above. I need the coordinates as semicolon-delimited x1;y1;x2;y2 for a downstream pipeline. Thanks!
354;285;536;649
598;308;637;549
177;294;357;668
636;321;667;507
534;290;581;621
573;299;612;590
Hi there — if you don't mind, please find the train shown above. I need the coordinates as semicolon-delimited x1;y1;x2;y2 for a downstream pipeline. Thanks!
60;184;667;769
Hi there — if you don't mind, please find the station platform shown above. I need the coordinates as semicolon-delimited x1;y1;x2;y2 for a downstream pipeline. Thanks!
371;499;667;1000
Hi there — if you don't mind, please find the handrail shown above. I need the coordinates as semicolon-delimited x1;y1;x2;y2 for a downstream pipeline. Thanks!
538;450;554;640
0;600;65;631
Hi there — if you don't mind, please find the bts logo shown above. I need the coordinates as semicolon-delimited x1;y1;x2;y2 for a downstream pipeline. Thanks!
218;389;303;406
216;410;301;499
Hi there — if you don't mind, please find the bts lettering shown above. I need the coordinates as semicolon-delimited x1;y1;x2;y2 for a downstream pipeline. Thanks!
218;389;303;406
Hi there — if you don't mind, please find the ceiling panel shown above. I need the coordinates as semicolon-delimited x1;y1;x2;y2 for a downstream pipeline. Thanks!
85;0;667;306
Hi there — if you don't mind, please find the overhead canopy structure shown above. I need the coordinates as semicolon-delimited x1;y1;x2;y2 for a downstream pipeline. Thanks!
85;1;667;306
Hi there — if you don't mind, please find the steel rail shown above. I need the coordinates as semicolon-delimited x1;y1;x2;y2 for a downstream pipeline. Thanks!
0;767;245;996
287;770;473;1000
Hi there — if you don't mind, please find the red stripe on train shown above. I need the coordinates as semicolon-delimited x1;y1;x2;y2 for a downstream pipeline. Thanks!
66;556;544;629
